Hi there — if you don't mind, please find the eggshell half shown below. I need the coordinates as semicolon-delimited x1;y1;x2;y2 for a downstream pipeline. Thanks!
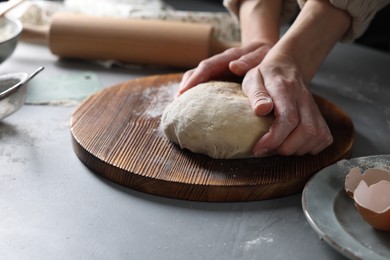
354;180;390;231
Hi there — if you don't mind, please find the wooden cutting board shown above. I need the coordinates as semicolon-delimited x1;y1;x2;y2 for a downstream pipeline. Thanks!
70;74;354;202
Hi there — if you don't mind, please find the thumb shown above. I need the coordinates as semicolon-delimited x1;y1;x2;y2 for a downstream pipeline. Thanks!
242;68;274;116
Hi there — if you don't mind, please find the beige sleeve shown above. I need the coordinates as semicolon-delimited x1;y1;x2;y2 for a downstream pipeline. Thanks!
298;0;390;42
223;0;298;25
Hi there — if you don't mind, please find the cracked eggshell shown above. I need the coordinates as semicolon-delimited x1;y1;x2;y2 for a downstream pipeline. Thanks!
344;167;390;198
353;180;390;232
345;167;363;197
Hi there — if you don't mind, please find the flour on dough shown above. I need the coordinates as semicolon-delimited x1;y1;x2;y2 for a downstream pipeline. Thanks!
161;81;274;159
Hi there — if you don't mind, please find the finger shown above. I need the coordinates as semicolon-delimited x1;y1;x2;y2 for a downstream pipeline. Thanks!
180;69;194;88
295;119;333;155
242;68;274;116
293;95;333;155
253;70;312;156
178;67;209;96
274;94;333;156
178;48;245;96
287;123;333;156
276;97;319;155
274;109;317;156
229;46;269;76
310;135;333;155
177;69;195;96
180;44;269;96
294;138;319;156
253;103;299;157
252;80;300;157
295;129;333;156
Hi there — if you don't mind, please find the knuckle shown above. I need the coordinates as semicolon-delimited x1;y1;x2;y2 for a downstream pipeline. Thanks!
317;125;333;144
309;133;334;155
323;132;334;146
182;69;193;79
282;111;299;129
303;124;318;138
302;122;332;143
198;60;212;70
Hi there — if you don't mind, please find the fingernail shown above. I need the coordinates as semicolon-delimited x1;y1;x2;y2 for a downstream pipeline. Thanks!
254;97;273;115
256;97;272;105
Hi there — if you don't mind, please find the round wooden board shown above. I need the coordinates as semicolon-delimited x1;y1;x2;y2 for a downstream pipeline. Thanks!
70;74;354;202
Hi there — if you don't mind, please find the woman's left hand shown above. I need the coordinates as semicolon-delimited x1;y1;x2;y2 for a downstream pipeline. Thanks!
179;41;272;96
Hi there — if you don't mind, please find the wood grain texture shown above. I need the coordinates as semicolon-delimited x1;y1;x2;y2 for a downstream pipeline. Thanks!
70;74;355;202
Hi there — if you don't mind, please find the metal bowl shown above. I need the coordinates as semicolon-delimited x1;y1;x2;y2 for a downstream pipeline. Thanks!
0;15;23;65
0;67;44;120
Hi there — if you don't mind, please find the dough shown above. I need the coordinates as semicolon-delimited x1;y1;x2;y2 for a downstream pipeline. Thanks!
161;81;274;159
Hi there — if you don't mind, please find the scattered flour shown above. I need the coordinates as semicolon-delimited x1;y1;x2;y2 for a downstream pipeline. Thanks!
337;156;390;172
241;235;274;251
142;83;177;118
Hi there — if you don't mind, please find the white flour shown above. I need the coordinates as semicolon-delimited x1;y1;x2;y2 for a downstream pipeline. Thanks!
0;24;13;42
142;83;177;118
337;156;390;172
0;98;19;119
0;78;23;120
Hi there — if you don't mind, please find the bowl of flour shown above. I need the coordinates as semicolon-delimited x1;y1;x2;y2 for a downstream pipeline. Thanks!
0;15;22;65
0;67;44;120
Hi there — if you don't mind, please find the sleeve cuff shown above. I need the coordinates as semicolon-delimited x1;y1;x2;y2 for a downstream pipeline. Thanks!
298;0;390;42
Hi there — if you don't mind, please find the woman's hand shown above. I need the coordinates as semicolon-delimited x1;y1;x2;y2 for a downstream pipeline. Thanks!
243;50;333;157
179;0;283;95
178;41;272;95
245;0;351;157
179;0;351;157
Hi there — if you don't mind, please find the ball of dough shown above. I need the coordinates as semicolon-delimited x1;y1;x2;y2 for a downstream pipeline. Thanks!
161;81;274;159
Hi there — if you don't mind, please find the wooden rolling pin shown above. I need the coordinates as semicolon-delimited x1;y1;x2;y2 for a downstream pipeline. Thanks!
22;13;238;68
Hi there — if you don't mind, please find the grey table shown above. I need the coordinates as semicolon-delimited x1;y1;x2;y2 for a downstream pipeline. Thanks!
1;36;390;260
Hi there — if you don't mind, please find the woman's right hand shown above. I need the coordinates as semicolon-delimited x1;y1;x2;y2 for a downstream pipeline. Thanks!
178;41;273;96
242;50;333;157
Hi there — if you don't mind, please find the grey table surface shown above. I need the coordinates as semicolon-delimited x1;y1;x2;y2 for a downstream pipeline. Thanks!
1;29;390;260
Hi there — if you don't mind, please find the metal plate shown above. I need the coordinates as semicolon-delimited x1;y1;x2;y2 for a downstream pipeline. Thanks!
302;155;390;259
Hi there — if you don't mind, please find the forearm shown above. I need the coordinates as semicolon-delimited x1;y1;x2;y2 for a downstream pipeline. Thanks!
272;0;351;84
239;0;283;46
